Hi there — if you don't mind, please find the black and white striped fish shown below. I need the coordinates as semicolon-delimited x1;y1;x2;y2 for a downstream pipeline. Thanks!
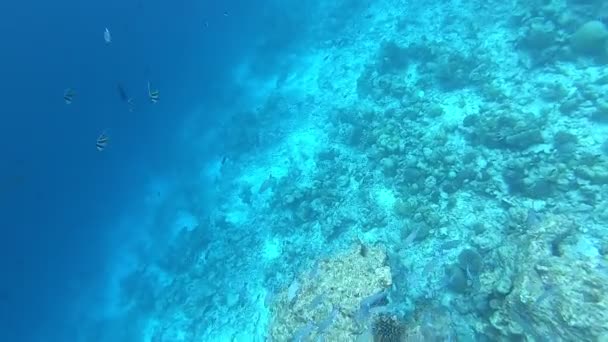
63;88;75;104
96;132;109;151
147;82;159;103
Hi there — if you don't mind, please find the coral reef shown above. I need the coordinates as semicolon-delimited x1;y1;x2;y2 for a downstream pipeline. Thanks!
268;244;392;341
100;0;608;340
490;215;608;341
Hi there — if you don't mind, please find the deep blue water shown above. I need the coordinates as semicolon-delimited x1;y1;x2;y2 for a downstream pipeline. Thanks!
0;1;281;340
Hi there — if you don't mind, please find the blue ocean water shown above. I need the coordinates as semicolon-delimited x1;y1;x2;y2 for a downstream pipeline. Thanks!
2;0;608;341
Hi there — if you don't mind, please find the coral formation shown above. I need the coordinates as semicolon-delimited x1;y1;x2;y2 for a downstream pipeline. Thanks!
99;0;608;340
571;20;608;56
490;215;608;341
268;244;392;341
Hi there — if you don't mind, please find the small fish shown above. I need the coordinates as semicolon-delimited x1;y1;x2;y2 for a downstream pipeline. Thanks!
223;11;229;17
264;288;275;308
63;88;75;104
96;132;109;151
317;305;338;333
287;279;300;304
292;322;314;342
526;208;542;228
147;82;159;103
117;83;134;111
104;28;111;44
117;83;129;102
534;283;556;306
403;226;420;246
204;21;209;28
306;293;325;311
258;174;276;193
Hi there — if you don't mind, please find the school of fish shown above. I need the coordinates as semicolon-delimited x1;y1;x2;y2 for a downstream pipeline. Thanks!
65;27;163;152
65;9;230;152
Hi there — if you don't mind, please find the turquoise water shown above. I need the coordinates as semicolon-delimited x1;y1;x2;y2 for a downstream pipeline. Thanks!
1;0;608;341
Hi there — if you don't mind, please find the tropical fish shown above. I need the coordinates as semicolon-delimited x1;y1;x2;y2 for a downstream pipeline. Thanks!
147;82;159;103
104;28;111;44
287;279;300;304
258;174;276;193
292;322;314;342
96;132;109;151
402;226;420;246
306;293;325;311
317;305;338;333
117;83;134;112
117;83;129;102
63;88;75;104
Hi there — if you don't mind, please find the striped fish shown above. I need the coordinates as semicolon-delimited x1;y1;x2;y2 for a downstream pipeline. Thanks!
63;88;75;104
96;132;109;151
147;82;159;103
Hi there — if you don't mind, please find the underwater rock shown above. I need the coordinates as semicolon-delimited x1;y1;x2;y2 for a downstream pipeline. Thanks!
490;214;608;341
268;245;392;341
592;98;608;122
471;221;487;235
425;103;444;118
356;65;375;99
502;165;527;194
507;206;529;229
433;52;480;90
401;166;424;184
559;96;580;115
462;114;479;128
377;40;436;75
377;132;402;156
377;40;410;73
381;157;397;177
520;19;558;52
347;125;365;146
466;112;544;150
393;198;418;217
602;139;608;155
449;168;477;192
494;275;513;296
401;223;430;243
446;265;468;293
295;202;314;222
553;130;578;155
317;148;339;161
503;129;544;150
574;161;608;185
458;248;483;274
570;20;608;56
502;162;559;198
